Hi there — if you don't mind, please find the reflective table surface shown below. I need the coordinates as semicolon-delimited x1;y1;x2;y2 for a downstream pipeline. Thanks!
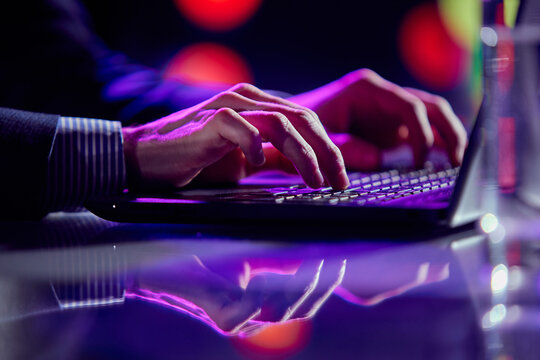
1;209;539;360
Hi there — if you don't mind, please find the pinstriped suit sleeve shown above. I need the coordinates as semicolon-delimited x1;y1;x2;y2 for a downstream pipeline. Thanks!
45;117;127;212
0;108;126;219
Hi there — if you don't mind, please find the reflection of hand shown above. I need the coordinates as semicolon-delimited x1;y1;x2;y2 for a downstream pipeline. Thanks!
122;83;349;190
239;259;346;325
335;244;450;306
289;69;468;169
130;256;346;336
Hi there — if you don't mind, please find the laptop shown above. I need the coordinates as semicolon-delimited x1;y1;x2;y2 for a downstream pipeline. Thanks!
88;0;539;228
86;99;486;228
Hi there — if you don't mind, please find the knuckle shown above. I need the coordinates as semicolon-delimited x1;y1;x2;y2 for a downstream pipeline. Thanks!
294;109;313;125
346;68;379;85
215;107;236;118
232;82;257;93
218;91;240;102
292;106;320;126
301;145;318;163
246;126;260;140
328;144;344;165
433;96;451;111
407;98;427;116
269;112;291;132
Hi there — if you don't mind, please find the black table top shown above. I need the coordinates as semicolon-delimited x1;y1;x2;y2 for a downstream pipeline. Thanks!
1;209;537;360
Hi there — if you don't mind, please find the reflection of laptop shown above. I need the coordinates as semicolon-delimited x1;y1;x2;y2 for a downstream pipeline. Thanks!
86;103;486;228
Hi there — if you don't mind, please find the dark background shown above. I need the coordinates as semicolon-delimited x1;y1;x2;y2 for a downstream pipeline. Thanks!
82;0;430;94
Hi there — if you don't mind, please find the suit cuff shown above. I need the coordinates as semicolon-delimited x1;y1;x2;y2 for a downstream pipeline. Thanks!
46;117;126;211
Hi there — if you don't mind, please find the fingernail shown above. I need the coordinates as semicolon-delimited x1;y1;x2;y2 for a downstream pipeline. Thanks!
455;148;464;164
256;148;266;166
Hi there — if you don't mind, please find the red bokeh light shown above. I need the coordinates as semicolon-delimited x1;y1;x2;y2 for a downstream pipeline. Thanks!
232;320;312;358
164;42;254;86
399;3;469;90
175;0;262;31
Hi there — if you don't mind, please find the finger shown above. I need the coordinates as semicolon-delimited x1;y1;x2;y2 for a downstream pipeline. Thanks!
206;90;349;189
227;83;321;120
330;133;381;171
371;78;435;168
405;88;467;166
240;111;325;189
228;84;345;179
207;108;265;166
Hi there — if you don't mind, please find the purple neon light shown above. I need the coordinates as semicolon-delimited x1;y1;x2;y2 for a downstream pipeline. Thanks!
126;288;304;337
132;198;203;204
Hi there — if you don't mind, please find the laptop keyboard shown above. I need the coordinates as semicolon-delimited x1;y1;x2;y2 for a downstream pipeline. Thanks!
265;168;458;207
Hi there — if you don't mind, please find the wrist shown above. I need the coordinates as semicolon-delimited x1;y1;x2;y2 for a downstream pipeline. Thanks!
122;126;143;191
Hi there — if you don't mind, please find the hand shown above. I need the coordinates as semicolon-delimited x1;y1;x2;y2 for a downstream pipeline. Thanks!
289;69;468;169
122;83;349;190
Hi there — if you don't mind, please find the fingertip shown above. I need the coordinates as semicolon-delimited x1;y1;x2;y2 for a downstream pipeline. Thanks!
453;146;464;166
333;169;350;190
307;170;325;189
254;147;266;166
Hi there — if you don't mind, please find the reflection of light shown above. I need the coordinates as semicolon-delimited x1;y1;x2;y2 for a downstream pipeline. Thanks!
482;303;507;329
305;259;346;318
335;262;450;306
399;3;468;90
126;289;261;336
481;27;498;47
281;260;323;322
174;0;262;31
480;213;499;234
489;225;506;244
164;43;254;86
507;266;523;291
232;320;312;358
491;264;508;293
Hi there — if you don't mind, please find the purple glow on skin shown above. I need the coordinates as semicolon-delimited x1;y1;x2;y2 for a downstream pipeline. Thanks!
126;288;303;337
132;198;203;204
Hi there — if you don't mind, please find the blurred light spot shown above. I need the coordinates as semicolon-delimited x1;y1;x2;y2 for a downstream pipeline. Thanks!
399;3;469;90
438;0;481;51
504;0;521;28
164;42;254;86
439;0;482;112
481;27;498;47
507;266;523;291
505;304;522;324
398;125;409;140
482;304;507;329
480;213;499;234
174;0;262;31
232;320;311;358
491;264;508;293
489;224;506;244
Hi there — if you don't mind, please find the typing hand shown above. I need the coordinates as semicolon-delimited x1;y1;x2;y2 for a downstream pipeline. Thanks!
122;83;349;190
289;69;468;170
